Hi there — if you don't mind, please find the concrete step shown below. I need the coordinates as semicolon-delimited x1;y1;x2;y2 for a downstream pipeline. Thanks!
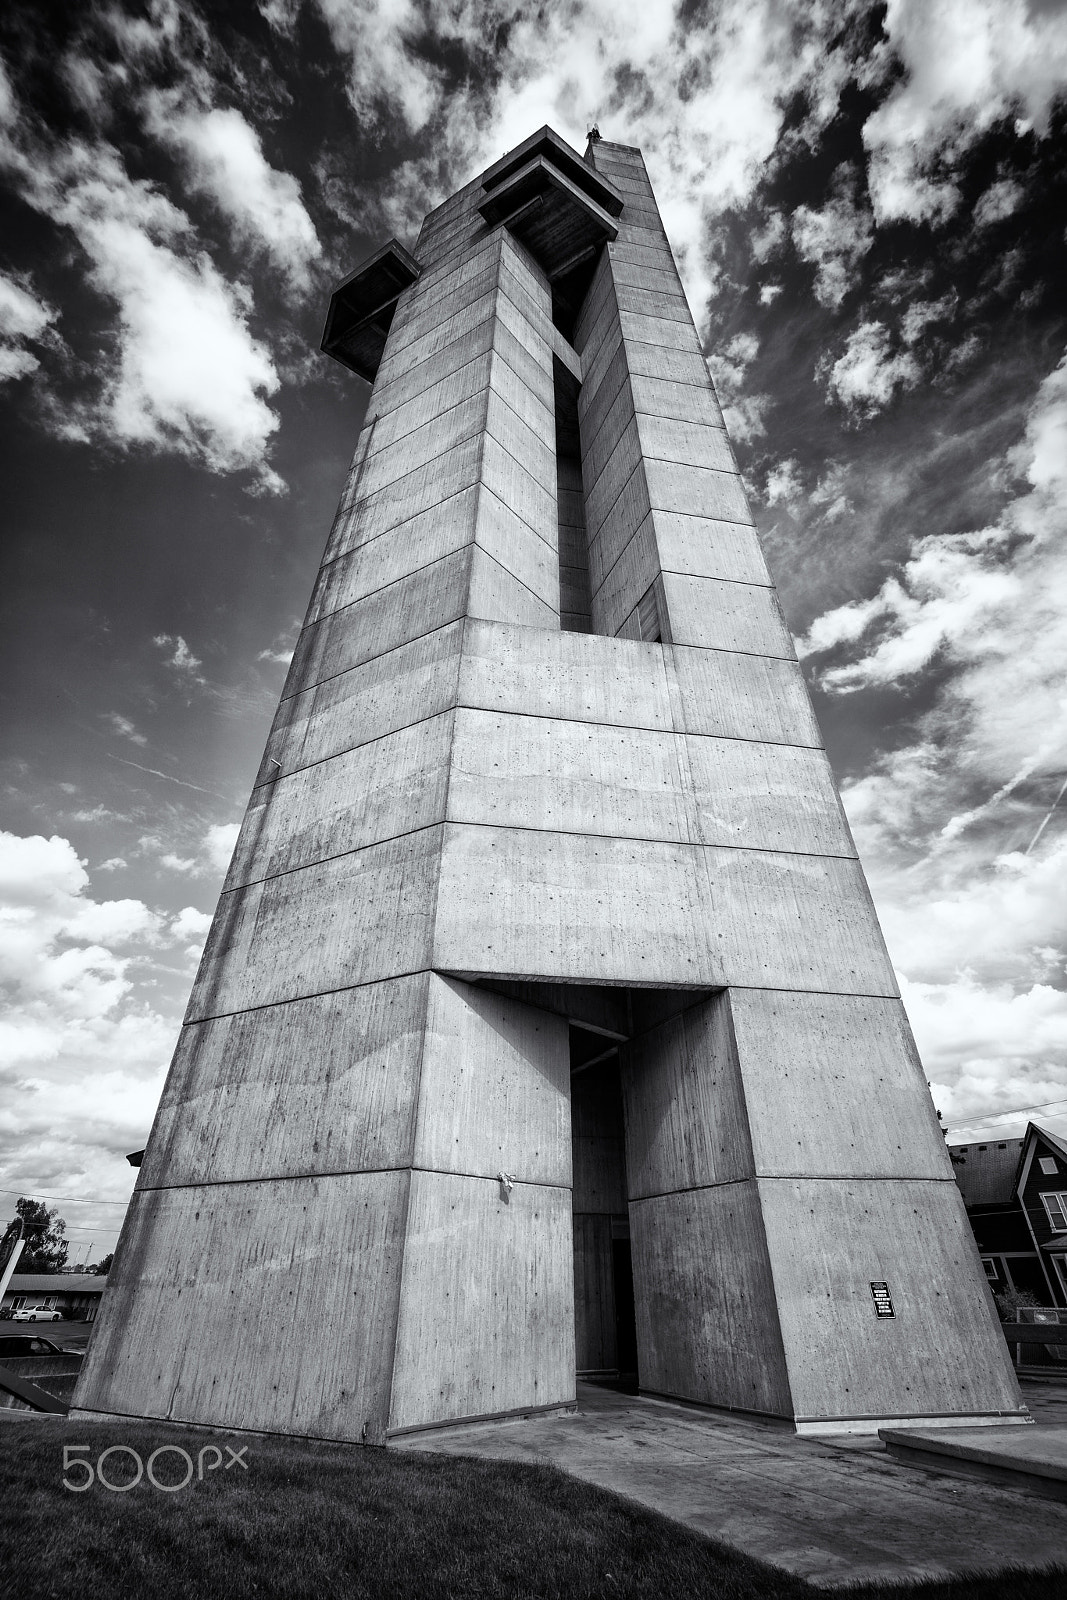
880;1424;1067;1503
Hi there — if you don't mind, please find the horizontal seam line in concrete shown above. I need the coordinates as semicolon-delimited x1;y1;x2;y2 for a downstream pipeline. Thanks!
340;426;483;518
471;540;555;614
496;280;557;350
251;706;451;791
309;485;474;599
627;1173;954;1203
292;554;467;653
219;818;442;894
479;481;557;559
586;455;644;546
130;1167;572;1194
361;367;492;461
185;966;437;1027
276;614;465;709
590;531;767;617
578;362;631;461
598;569;771;611
225;813;858;897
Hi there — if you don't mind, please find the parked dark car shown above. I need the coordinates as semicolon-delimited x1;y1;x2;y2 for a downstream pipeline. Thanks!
0;1336;66;1358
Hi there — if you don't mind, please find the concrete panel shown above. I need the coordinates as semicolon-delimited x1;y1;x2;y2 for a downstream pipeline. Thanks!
374;290;497;390
413;975;571;1184
330;437;483;563
363;351;493;460
474;486;558;607
639;416;736;473
582;370;638;490
661;573;795;658
686;735;855;856
759;1177;1025;1423
141;975;430;1187
579;342;630;448
616;282;691;322
630;373;724;428
619;310;702;353
606;240;679;273
484;396;557;522
73;1173;409;1442
229;712;453;888
587;466;653;589
433;823;722;988
705;846;899;997
388;1169;575;1430
623;992;753;1198
459;619;674;732
468;546;559;629
728;989;952;1180
481;431;556;543
492;320;555;411
667;644;823;747
584;416;644;538
489;346;555;437
289;550;471;696
309;490;478;622
352;392;487;501
188;827;442;1021
630;1182;793;1416
262;621;463;780
644;457;753;526
610;260;688;299
382;261;501;359
589;515;659;637
369;317;495;419
624;342;711;389
654;510;771;587
447;707;691;842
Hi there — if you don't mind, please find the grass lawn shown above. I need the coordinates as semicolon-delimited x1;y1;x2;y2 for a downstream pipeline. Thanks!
0;1417;1064;1600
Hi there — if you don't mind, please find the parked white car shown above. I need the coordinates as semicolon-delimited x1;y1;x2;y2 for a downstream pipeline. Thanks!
10;1307;61;1322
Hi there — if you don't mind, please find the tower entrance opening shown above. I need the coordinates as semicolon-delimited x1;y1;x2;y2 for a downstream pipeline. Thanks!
570;1025;637;1386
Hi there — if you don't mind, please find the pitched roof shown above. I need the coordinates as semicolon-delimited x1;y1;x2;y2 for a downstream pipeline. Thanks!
949;1136;1026;1205
4;1273;106;1292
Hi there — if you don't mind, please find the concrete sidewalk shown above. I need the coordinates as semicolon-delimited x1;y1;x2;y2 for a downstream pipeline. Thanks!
396;1380;1067;1586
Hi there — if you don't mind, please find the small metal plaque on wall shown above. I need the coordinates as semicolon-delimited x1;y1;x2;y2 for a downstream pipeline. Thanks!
870;1282;894;1317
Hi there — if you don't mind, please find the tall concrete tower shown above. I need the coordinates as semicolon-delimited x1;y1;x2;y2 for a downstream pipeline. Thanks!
73;129;1026;1441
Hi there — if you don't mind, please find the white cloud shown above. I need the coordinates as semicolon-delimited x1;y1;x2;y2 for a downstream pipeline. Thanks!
145;101;322;294
203;821;240;873
0;270;59;382
154;632;206;684
0;78;284;489
863;0;1067;224
0;830;216;1219
791;166;873;309
822;320;921;419
104;711;147;746
764;456;803;506
973;177;1024;228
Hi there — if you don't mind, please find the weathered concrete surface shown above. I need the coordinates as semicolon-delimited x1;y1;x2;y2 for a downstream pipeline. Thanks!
881;1423;1067;1501
74;126;1029;1445
397;1382;1067;1586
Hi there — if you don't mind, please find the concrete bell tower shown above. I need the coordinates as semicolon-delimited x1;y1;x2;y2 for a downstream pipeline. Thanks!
73;128;1026;1440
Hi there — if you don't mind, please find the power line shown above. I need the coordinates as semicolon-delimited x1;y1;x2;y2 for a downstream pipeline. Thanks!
0;1186;130;1206
943;1096;1067;1132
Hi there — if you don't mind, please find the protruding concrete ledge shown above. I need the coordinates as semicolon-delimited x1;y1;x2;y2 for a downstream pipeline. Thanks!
322;240;422;381
880;1423;1067;1502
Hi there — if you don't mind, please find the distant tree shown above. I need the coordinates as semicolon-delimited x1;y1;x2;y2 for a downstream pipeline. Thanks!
91;1253;114;1276
12;1198;69;1274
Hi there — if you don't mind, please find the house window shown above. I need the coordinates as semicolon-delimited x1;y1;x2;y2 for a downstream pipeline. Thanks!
1041;1192;1067;1232
981;1257;998;1281
1039;1156;1058;1176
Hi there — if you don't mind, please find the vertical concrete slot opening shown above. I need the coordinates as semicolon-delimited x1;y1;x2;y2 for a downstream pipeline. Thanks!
570;1024;638;1389
554;357;593;633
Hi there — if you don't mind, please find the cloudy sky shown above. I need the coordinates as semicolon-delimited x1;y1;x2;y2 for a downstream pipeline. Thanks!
1;0;1066;1261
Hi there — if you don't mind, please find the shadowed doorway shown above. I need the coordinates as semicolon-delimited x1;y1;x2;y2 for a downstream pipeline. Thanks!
570;1025;638;1389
